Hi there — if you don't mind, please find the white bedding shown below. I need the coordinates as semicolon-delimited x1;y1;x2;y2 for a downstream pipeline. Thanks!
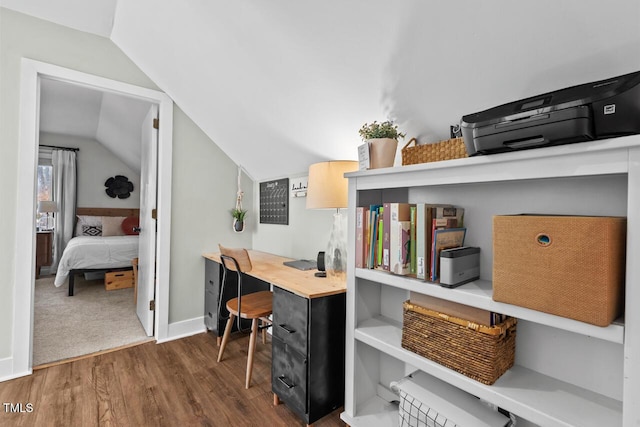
54;235;139;287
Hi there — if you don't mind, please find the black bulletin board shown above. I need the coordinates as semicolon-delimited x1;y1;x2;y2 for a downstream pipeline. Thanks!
259;178;289;225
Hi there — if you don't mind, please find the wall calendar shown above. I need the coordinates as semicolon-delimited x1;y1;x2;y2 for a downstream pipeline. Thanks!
259;178;289;225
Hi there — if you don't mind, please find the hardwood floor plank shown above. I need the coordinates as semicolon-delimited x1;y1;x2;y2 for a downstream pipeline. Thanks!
76;357;100;427
112;346;162;427
0;370;44;427
0;333;345;427
94;361;132;426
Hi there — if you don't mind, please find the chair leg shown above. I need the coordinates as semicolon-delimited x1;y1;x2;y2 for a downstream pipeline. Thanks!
217;314;235;363
245;318;259;389
261;319;267;345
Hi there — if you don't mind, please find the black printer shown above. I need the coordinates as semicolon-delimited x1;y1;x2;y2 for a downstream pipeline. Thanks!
460;70;640;156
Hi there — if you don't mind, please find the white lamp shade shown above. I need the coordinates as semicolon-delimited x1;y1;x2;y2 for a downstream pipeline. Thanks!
306;161;358;210
37;200;58;213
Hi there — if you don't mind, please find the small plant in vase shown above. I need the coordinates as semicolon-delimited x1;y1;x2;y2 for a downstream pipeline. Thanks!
359;120;406;169
231;208;247;233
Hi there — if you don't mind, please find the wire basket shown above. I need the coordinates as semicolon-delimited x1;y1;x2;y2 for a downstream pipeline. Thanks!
402;137;468;165
401;301;516;385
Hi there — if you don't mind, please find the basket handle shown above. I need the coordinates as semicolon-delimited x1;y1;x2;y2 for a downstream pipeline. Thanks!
402;137;418;150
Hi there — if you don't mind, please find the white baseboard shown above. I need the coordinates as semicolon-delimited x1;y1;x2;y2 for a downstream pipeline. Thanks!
157;316;206;344
0;357;30;383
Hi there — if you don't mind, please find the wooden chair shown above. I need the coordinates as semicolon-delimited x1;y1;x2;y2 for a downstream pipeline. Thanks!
216;245;272;389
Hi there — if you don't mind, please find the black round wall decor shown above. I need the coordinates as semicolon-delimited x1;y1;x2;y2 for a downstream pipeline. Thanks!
105;175;134;199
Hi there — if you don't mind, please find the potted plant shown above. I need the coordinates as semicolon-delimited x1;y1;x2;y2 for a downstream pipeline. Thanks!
359;120;406;169
231;208;247;232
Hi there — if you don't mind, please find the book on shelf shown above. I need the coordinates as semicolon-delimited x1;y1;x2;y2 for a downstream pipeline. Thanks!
415;204;455;280
410;292;506;327
382;202;391;271
430;206;465;280
377;211;384;268
415;204;430;280
391;221;411;275
389;203;412;275
368;205;382;269
433;205;465;224
430;227;466;282
355;207;365;269
357;142;370;170
410;206;417;275
357;203;467;277
432;206;464;235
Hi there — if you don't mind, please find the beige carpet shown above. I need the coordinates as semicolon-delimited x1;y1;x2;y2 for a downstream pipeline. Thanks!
33;275;149;366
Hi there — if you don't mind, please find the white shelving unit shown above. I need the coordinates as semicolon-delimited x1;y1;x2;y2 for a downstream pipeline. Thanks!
341;136;640;427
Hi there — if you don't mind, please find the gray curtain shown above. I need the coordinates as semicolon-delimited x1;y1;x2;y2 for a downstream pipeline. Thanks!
51;150;77;271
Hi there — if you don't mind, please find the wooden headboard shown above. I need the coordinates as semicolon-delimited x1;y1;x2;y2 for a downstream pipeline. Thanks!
76;207;140;217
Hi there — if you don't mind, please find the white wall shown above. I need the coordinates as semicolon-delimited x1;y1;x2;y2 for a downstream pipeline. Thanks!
252;172;335;261
110;0;640;183
0;8;250;362
168;107;252;323
39;132;140;209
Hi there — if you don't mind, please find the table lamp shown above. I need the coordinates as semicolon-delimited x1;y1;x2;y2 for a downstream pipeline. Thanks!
306;160;358;283
37;200;58;231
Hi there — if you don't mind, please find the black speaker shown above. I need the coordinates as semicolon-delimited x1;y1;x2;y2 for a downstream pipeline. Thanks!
315;251;326;277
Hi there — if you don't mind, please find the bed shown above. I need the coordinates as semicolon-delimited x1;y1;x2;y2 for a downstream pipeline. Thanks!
54;207;140;296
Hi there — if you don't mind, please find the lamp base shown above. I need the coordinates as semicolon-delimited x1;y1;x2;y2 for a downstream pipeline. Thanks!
325;211;347;284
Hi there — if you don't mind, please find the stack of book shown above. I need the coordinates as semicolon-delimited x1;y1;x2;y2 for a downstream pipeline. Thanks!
355;203;466;282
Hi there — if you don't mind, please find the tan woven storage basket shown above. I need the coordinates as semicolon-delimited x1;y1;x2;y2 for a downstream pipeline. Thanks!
493;215;626;326
401;301;516;385
402;137;468;165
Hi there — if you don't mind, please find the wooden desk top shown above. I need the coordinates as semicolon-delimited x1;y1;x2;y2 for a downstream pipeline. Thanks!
203;250;346;299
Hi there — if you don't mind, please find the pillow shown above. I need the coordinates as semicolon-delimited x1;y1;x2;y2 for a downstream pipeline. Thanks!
101;216;126;236
75;215;102;236
81;225;102;236
121;216;140;235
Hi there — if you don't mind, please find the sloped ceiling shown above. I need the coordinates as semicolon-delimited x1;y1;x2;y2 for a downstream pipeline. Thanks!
5;1;640;181
0;0;115;37
39;78;152;173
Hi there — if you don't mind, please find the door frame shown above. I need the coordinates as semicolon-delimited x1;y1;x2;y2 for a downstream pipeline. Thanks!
13;59;173;376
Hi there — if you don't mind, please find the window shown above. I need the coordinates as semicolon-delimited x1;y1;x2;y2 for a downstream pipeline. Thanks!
36;150;53;230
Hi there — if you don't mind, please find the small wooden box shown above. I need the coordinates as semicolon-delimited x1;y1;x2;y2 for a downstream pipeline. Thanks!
105;270;134;291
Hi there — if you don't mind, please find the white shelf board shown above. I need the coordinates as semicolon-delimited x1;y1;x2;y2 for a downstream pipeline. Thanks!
355;315;622;427
356;268;624;344
347;135;639;191
340;395;399;427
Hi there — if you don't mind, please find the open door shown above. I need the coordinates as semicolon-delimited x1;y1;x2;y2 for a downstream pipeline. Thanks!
137;104;159;336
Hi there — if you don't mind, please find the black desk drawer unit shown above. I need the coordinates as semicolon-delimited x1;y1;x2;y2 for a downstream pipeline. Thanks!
272;287;308;355
271;286;346;425
203;258;269;337
272;336;307;417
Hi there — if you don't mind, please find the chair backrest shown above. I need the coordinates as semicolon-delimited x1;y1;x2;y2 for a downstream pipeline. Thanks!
218;244;252;273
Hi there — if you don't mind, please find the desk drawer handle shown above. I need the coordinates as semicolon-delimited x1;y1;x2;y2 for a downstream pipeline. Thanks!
278;375;295;389
278;324;296;334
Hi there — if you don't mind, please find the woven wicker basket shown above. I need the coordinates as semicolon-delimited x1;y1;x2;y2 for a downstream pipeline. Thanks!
402;137;468;165
493;215;626;326
401;301;516;385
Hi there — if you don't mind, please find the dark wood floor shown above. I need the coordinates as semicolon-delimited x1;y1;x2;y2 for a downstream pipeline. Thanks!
0;332;345;426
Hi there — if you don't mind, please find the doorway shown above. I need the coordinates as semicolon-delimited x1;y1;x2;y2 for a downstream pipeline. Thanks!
13;59;174;376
